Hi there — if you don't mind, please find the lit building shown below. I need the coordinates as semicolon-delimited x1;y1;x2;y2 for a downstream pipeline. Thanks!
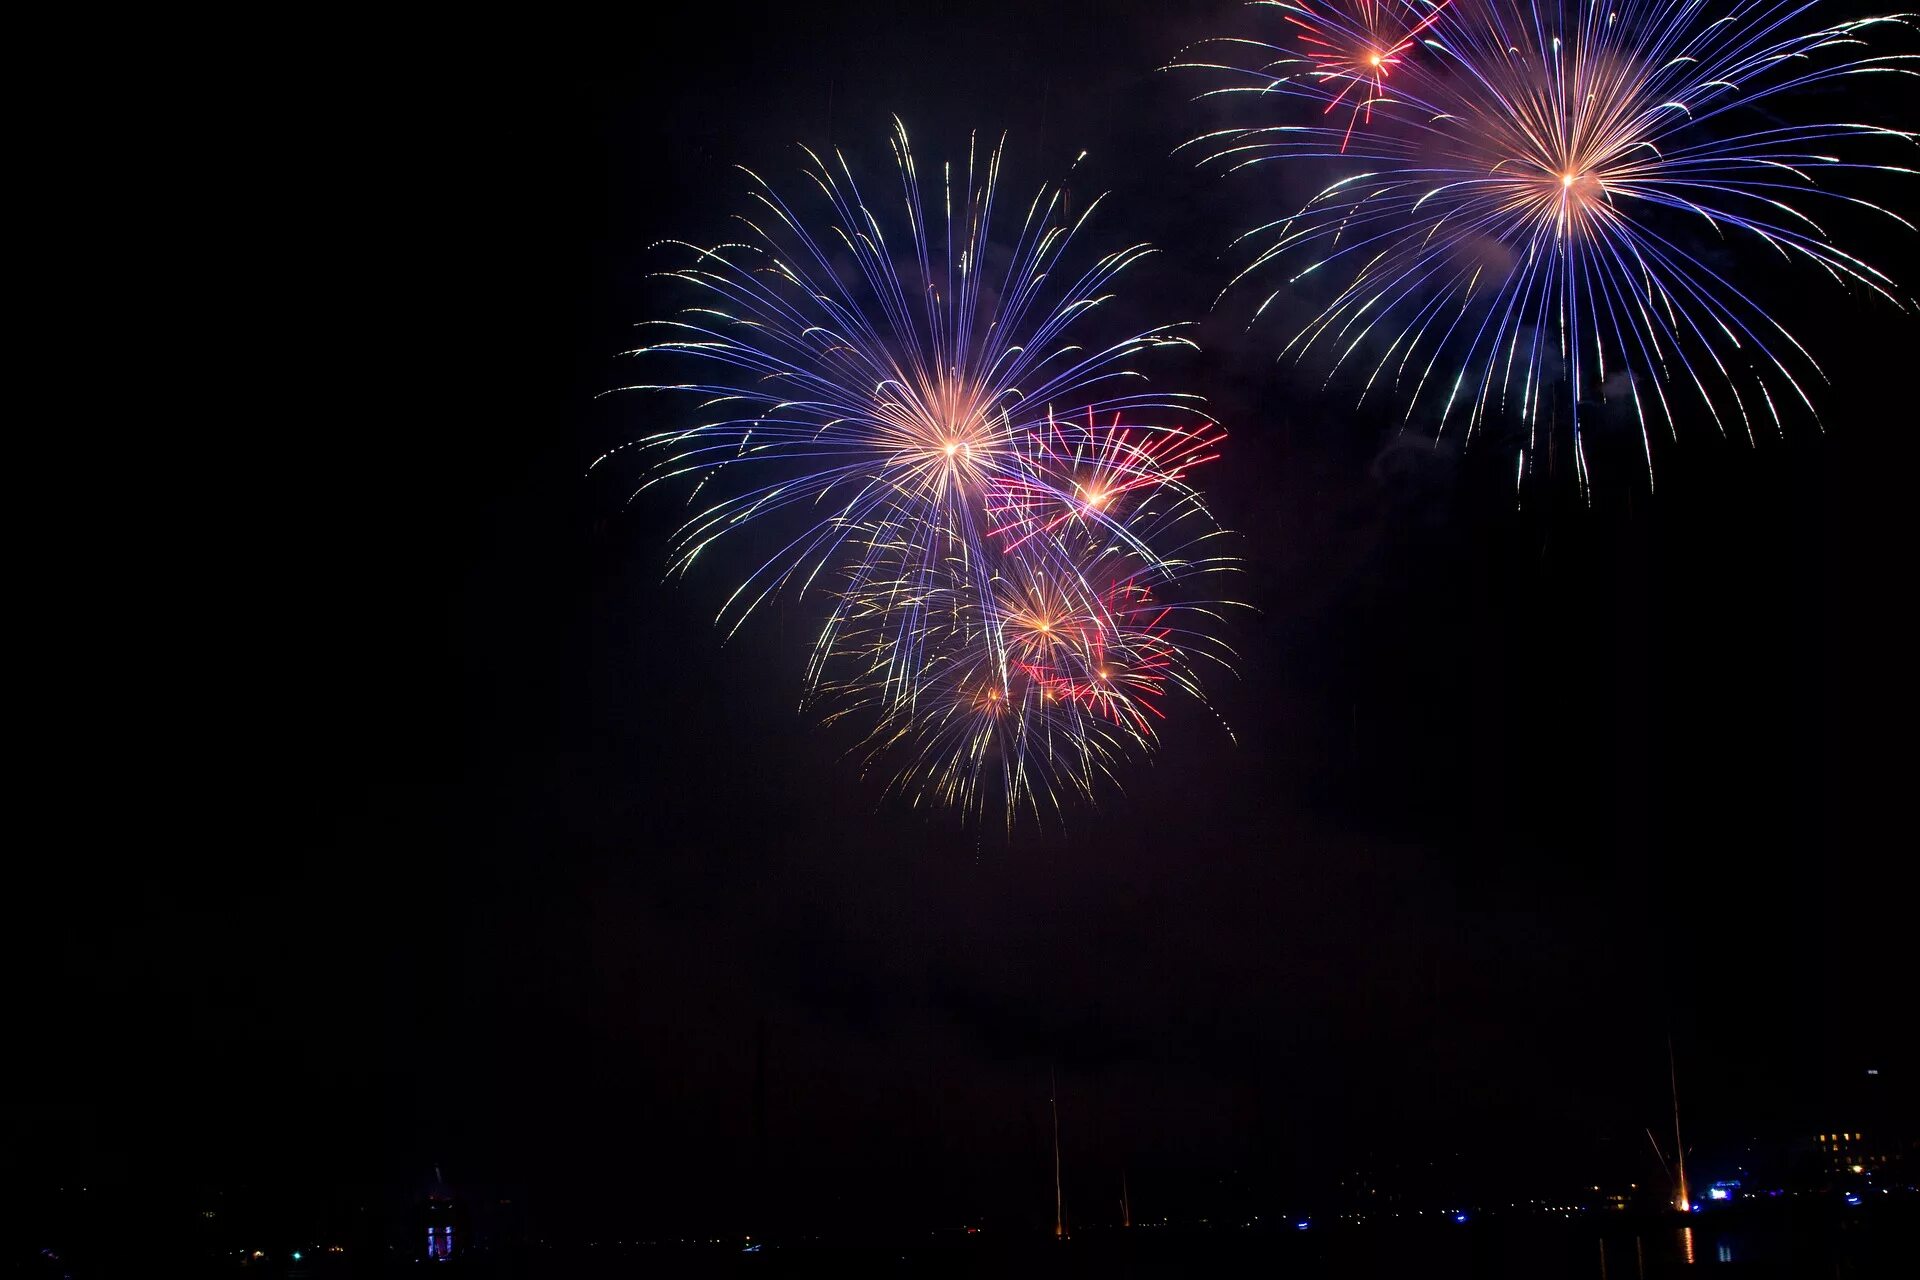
1814;1132;1890;1178
424;1165;458;1261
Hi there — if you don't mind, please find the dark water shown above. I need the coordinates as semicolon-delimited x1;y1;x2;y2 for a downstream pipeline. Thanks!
157;1206;1913;1278
647;1222;1897;1278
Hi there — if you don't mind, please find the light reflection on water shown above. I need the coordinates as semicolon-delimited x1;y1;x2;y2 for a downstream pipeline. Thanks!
483;1214;1905;1277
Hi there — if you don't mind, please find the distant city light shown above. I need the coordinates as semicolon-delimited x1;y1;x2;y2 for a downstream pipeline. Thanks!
1845;1193;1863;1206
1452;1212;1470;1224
292;1252;302;1262
1295;1219;1311;1231
1707;1188;1729;1201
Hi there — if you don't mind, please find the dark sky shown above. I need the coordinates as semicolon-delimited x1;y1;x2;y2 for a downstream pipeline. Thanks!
28;0;1917;1243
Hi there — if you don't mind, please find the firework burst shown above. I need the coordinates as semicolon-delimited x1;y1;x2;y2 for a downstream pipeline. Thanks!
1176;2;1456;148
815;534;1235;828
1180;0;1916;490
603;122;1239;823
601;119;1205;637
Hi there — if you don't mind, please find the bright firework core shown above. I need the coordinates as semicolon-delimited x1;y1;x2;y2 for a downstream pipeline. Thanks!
1008;600;1076;656
1553;169;1604;221
928;423;988;481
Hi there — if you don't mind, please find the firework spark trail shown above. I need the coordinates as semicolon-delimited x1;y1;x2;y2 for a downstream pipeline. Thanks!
1173;1;1457;149
1290;1;1457;147
602;122;1240;823
985;407;1228;554
1179;0;1916;490
814;534;1238;828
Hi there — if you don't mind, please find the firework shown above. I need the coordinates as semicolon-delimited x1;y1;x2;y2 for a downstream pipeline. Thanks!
816;536;1235;828
805;403;1239;826
820;562;1126;825
985;407;1226;554
1178;2;1455;148
600;119;1205;639
604;122;1238;822
1180;0;1915;489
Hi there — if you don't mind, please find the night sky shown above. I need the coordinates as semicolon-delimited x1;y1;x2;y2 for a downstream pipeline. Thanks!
28;0;1917;1246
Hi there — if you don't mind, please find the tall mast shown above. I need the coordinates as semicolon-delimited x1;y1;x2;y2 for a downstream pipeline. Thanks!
1668;1038;1690;1213
1051;1067;1066;1239
1121;1170;1131;1229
